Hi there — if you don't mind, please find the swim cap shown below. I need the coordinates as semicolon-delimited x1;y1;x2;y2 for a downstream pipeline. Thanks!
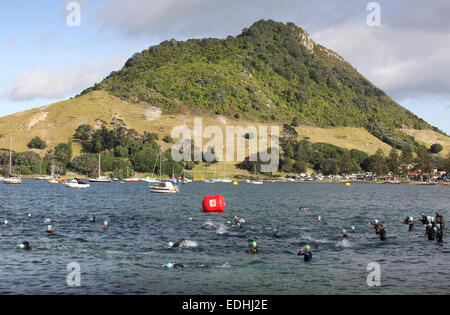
252;241;257;247
409;217;413;220
421;213;425;216
48;225;52;229
305;245;310;251
168;242;174;247
4;220;7;224
273;229;277;232
436;224;441;229
342;229;346;233
19;244;24;249
227;221;231;224
234;216;238;219
375;219;379;223
351;226;355;230
166;263;173;269
104;221;108;225
431;217;435;220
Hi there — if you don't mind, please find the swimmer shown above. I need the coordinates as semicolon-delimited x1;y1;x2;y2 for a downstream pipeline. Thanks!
368;219;380;233
3;220;8;227
27;213;32;219
407;217;414;231
91;214;96;223
168;240;186;248
376;224;387;241
418;214;427;225
273;228;278;237
317;216;321;223
341;229;348;238
188;217;193;221
425;223;435;240
297;245;312;262
298;207;309;210
249;241;260;254
435;224;443;243
435;212;445;230
350;226;356;233
18;241;31;251
104;221;109;229
46;225;53;233
166;262;184;269
44;218;57;223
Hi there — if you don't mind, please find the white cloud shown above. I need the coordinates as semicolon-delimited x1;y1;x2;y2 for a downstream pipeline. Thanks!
312;24;450;101
2;56;126;102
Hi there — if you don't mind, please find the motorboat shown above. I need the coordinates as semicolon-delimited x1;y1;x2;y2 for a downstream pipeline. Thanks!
123;178;140;182
149;181;179;194
64;179;90;189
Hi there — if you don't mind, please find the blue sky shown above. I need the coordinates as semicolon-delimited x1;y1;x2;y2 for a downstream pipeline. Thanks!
1;0;449;134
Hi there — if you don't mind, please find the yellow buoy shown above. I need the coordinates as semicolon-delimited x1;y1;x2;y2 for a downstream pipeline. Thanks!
346;182;351;187
233;181;238;185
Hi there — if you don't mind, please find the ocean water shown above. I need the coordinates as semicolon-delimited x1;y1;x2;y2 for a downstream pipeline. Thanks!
0;180;448;295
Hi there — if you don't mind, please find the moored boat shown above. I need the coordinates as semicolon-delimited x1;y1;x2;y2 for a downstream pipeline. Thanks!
149;181;179;194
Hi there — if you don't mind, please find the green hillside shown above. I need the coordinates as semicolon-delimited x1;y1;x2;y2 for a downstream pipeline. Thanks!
80;19;440;151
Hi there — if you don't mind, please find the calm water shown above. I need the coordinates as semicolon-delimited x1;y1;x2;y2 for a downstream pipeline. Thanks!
0;180;448;294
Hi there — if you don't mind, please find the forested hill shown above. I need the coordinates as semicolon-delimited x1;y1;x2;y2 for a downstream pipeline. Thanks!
80;19;441;150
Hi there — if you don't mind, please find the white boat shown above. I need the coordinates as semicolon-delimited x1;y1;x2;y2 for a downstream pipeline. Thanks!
250;180;263;185
3;177;22;184
149;181;179;194
140;177;160;183
3;135;22;184
65;179;90;189
89;155;112;182
48;179;59;184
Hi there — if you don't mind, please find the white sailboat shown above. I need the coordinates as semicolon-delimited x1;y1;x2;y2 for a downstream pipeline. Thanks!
89;154;112;182
3;135;22;184
140;152;160;184
149;149;179;193
65;178;90;189
249;165;263;185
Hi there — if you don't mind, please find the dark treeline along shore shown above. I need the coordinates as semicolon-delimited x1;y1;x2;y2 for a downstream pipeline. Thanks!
1;122;449;182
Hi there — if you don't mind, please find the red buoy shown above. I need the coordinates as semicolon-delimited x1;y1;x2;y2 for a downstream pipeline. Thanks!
201;195;225;212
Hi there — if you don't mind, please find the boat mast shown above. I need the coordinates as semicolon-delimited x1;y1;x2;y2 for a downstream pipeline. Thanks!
9;135;12;177
98;154;101;178
159;148;162;180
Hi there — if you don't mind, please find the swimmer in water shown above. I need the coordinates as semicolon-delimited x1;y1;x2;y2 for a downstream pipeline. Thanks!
273;228;278;237
3;220;8;227
425;223;435;240
369;219;380;233
18;241;31;251
376;224;387;241
27;213;32;219
350;226;356;233
166;262;184;269
418;214;427;225
407;216;414;231
44;218;57;223
104;221;109;229
435;224;443;243
341;229;348;238
168;240;186;248
317;216;321;223
249;241;260;254
297;245;312;262
46;225;53;233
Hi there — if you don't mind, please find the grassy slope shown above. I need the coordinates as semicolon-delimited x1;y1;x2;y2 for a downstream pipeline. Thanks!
0;90;448;178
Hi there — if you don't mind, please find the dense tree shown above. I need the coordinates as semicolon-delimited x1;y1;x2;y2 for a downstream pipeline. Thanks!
73;124;94;141
54;143;72;167
27;137;47;150
430;143;443;154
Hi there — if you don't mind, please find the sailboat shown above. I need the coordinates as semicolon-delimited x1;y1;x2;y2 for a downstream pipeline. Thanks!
249;165;263;185
35;156;51;180
140;152;160;184
123;165;140;182
3;135;22;184
149;149;179;193
47;160;59;183
216;164;232;183
89;154;112;182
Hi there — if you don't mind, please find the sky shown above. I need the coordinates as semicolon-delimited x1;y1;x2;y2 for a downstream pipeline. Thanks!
1;0;449;134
